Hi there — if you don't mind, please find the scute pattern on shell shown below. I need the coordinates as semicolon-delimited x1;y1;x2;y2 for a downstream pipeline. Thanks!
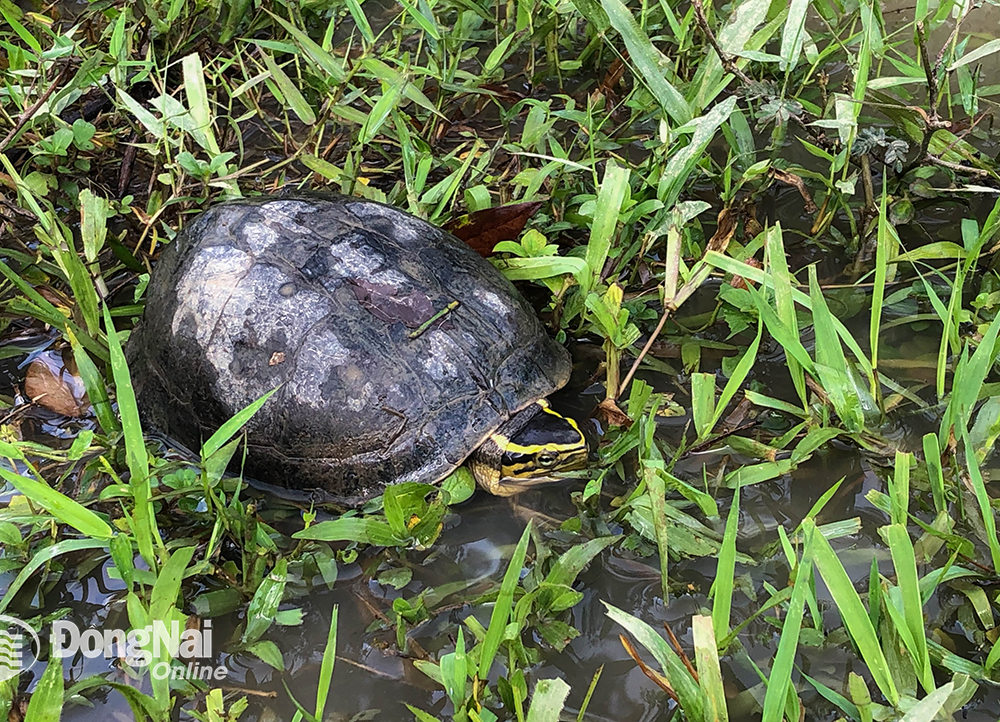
126;193;571;505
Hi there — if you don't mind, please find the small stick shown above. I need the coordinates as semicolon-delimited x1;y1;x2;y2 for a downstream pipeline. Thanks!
618;305;673;397
691;0;753;86
0;62;72;153
117;131;139;198
663;622;699;683
409;300;460;338
924;154;993;177
916;22;939;112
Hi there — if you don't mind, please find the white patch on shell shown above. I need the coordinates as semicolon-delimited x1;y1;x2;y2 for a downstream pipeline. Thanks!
262;200;318;221
390;216;423;242
288;330;350;409
171;246;254;357
241;222;279;255
421;330;459;380
328;240;386;278
474;289;510;317
346;381;375;412
346;202;422;242
369;269;409;287
243;201;317;254
235;201;316;256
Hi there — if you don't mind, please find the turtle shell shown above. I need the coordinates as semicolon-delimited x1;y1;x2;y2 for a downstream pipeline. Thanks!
125;193;571;505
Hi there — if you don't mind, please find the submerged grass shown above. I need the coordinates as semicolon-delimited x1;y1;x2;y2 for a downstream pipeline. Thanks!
2;0;1000;719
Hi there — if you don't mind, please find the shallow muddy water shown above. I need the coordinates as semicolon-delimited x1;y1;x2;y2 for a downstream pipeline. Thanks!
18;442;1000;721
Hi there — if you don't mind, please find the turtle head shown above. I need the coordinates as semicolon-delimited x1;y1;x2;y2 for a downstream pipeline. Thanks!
470;401;588;496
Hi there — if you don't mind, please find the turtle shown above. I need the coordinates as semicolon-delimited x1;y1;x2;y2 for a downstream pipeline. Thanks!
125;192;588;506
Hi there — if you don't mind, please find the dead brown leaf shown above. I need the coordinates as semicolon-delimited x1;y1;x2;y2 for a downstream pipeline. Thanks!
479;83;528;104
729;256;761;290
593;397;632;429
443;201;543;257
619;634;678;702
707;206;738;253
770;168;818;213
24;350;89;417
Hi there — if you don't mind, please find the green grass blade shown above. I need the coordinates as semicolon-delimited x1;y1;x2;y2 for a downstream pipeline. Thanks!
600;0;691;124
848;0;874;147
948;313;1000;442
525;678;570;722
0;4;41;55
66;327;118;434
79;188;110;265
603;602;706;717
405;705;443;722
643;464;671;601
266;10;347;82
261;52;317;125
583;160;629;294
496;256;590;283
182;53;220;154
746;286;816;375
712;486;740;645
544;536;618;587
576;666;603;722
762;549;812;722
201;387;280;459
243;558;288;644
293;517;403;545
149;546;196;623
116;88;167;138
0;539;108;614
361;58;445;119
361;79;404;145
708;319;763;434
658;97;737;210
765;224;806;407
921;433;946;515
889;451;910;526
103;305;158;566
35;219;101;339
800;670;860;720
691;372;716;440
809;265;864;432
478;522;532;678
689;0;771;110
962;431;1000;573
885;523;934;693
23;655;64;722
0;466;112;539
807;518;899;705
778;0;809;71
440;629;467;712
896;683;953;721
692;615;728;722
947;38;1000;71
344;0;375;43
397;0;441;40
705;252;873;377
147;545;196;713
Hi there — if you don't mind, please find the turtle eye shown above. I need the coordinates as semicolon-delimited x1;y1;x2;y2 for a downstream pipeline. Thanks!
537;452;558;467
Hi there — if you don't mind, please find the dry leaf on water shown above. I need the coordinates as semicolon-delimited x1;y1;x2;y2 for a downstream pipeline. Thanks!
443;201;544;257
593;398;633;428
23;350;89;417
